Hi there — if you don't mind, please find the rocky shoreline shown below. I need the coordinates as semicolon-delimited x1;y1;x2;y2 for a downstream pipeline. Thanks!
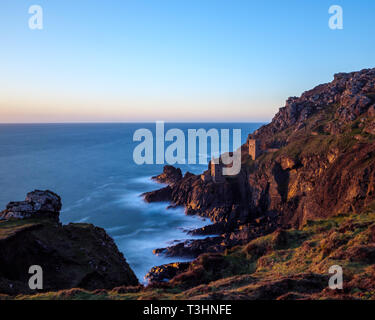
143;168;280;282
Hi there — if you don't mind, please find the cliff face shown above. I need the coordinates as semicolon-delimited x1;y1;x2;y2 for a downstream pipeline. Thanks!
254;69;375;139
0;191;139;295
143;68;375;271
247;68;375;227
145;68;375;229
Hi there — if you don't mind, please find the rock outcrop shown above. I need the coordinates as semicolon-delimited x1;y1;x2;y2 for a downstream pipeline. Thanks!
152;165;182;186
152;214;279;259
0;191;139;295
145;262;190;283
0;190;61;221
144;168;252;224
252;68;375;140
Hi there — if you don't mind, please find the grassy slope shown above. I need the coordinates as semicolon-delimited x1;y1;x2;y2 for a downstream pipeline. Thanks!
4;203;374;300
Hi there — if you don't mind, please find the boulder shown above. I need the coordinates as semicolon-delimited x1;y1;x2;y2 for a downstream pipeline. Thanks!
145;262;190;283
0;190;62;220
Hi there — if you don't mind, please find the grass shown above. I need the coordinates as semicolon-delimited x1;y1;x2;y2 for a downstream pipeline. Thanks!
243;103;375;170
0;218;44;240
3;207;375;300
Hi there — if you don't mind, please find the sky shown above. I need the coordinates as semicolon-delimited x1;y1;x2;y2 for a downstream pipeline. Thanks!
0;0;374;123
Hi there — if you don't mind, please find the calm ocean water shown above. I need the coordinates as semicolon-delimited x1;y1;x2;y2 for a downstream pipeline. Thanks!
0;123;263;282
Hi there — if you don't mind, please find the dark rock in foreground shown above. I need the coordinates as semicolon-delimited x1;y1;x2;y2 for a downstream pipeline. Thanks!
0;191;139;295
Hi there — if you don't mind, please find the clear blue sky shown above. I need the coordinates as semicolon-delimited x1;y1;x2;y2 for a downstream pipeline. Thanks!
0;0;374;122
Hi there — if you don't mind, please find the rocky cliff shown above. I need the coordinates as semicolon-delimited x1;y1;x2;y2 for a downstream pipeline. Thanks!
146;68;375;227
144;68;375;283
0;190;139;295
12;208;375;300
247;68;375;227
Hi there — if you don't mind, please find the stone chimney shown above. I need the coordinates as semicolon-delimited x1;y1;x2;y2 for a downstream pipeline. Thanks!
248;139;260;160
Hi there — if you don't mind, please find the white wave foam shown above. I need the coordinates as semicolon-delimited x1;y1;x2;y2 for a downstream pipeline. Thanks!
74;216;90;223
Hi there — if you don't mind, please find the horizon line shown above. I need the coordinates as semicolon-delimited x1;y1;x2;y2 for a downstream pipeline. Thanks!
0;120;270;125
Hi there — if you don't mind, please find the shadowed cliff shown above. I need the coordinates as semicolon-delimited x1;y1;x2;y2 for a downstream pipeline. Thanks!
0;190;139;295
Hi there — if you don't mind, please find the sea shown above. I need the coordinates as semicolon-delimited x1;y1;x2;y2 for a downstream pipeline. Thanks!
0;122;264;283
